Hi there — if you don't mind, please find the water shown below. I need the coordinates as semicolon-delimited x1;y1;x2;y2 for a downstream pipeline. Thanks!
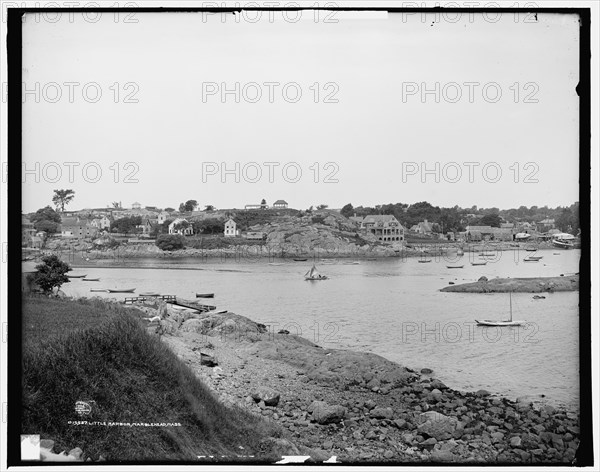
61;249;581;410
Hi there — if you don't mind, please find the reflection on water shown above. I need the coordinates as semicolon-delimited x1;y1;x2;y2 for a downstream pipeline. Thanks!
61;249;580;410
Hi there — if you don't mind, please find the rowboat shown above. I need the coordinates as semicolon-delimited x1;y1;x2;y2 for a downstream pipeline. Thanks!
447;265;464;269
525;247;538;252
471;261;487;266
476;292;526;326
196;293;215;298
525;256;543;261
90;289;108;292
140;292;161;297
418;259;432;263
343;261;360;265
82;278;100;281
67;274;87;278
293;258;308;262
523;257;539;262
268;263;285;266
107;288;135;293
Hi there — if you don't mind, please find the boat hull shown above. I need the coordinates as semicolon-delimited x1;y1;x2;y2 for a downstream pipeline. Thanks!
196;293;215;298
107;288;135;293
475;319;526;327
447;265;464;269
305;277;328;281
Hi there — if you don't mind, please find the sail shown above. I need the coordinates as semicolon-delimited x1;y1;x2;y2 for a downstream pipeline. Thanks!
305;265;320;278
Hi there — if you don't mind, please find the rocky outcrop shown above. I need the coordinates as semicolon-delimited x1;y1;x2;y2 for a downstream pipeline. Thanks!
441;276;579;293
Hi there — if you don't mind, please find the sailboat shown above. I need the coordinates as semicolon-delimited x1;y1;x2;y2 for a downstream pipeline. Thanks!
304;265;328;281
475;292;526;326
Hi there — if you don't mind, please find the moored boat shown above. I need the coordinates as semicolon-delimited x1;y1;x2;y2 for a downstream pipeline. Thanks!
107;288;136;293
90;289;108;292
447;265;464;269
196;293;215;298
471;261;487;266
293;258;308;262
67;274;87;278
140;291;161;297
476;292;525;326
82;278;100;281
418;259;432;263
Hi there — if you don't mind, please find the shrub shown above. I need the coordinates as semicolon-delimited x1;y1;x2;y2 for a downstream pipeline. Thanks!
27;254;71;294
155;234;185;251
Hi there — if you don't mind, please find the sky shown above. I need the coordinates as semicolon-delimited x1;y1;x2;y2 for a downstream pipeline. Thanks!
20;11;581;213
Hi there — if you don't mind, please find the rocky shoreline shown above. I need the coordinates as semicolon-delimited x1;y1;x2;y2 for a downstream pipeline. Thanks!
124;299;580;464
441;275;579;293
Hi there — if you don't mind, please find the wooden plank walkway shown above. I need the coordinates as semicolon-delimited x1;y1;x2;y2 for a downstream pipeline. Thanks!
123;295;176;304
123;295;216;313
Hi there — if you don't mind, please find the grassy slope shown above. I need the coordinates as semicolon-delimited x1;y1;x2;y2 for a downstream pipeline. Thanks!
22;296;280;461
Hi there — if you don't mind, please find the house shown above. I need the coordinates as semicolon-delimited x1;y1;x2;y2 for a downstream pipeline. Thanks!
361;215;405;243
538;218;556;232
137;218;157;236
224;218;239;237
272;200;288;209
349;215;364;226
500;222;514;230
132;202;141;210
168;218;193;236
465;225;494;241
60;217;98;239
157;211;170;225
410;219;434;235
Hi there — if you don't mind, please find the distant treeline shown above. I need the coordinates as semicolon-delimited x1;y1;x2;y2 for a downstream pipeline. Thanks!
340;202;580;234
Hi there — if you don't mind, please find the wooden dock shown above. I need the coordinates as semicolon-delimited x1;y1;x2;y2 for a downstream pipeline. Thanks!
123;295;176;304
123;295;216;313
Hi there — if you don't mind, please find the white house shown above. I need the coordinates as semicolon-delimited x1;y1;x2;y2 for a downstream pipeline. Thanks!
224;218;238;237
168;218;193;236
157;211;169;225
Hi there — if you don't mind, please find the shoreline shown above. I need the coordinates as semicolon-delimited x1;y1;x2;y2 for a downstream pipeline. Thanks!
441;275;579;293
118;297;579;463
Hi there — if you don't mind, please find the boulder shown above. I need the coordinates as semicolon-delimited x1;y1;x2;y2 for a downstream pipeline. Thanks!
308;401;346;424
370;407;394;419
417;411;459;440
251;387;280;407
421;368;433;375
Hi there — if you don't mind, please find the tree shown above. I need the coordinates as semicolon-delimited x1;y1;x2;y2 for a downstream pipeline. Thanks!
183;200;198;212
110;216;142;234
316;204;329;210
30;206;61;234
261;199;267;205
478;213;502;228
111;201;121;209
340;203;354;218
204;205;215;212
27;254;71;294
155;234;185;251
52;189;75;212
173;220;191;232
164;207;175;212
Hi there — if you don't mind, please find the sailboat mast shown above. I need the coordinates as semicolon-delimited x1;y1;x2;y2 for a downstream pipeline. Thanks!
509;292;513;322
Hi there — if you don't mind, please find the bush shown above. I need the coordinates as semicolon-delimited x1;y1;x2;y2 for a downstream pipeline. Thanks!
155;234;185;251
27;254;71;294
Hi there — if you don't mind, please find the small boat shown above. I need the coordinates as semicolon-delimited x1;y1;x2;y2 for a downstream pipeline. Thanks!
471;261;487;266
525;247;538;252
523;257;539;262
293;258;308;262
140;292;161;297
447;265;464;269
476;292;525;326
196;293;215;298
526;256;543;261
90;289;108;292
107;288;136;293
67;274;87;278
82;278;100;281
343;261;360;265
268;262;285;266
418;259;432;263
480;252;495;257
304;265;328;280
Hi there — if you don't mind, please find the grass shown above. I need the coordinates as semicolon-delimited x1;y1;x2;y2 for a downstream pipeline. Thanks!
22;296;281;461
